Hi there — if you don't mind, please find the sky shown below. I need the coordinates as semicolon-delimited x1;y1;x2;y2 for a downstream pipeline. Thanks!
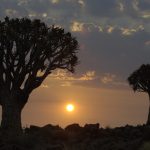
0;0;150;128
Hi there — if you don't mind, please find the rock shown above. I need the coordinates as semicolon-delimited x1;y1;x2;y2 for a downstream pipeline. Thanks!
42;124;62;131
65;124;84;140
65;124;82;133
24;125;41;134
32;124;67;141
84;123;100;132
40;124;63;136
29;125;41;132
1;124;148;150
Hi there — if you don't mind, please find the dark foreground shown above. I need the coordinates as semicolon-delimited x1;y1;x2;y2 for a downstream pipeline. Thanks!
1;124;150;150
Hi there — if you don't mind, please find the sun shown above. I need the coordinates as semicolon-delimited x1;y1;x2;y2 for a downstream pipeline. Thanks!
66;104;74;112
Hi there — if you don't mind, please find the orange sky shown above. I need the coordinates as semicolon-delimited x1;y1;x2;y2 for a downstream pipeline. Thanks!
21;80;148;128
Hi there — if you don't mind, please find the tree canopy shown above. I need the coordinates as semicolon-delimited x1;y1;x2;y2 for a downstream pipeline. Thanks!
0;17;79;95
128;64;150;93
128;64;150;125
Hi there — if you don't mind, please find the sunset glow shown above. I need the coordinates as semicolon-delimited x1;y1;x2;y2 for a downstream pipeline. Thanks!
66;104;74;112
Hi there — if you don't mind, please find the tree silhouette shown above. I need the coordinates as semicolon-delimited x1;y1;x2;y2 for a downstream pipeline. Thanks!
128;64;150;125
0;17;79;133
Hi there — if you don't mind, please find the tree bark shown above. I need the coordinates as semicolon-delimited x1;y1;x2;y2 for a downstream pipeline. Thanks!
1;103;22;134
0;91;28;135
146;93;150;125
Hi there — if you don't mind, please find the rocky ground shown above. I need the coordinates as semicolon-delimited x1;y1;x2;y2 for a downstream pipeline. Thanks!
0;123;150;150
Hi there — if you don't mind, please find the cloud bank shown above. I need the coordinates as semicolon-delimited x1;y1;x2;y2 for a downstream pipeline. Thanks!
0;0;150;90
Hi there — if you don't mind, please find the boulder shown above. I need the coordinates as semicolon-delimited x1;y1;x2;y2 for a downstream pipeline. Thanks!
29;125;41;132
84;123;100;132
65;124;82;133
42;124;62;131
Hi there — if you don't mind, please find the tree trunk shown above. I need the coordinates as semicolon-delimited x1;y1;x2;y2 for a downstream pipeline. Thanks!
1;103;22;134
146;93;150;125
0;91;28;135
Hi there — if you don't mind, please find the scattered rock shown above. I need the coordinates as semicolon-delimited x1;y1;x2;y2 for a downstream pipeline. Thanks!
65;123;82;133
30;125;41;132
1;124;150;150
84;123;100;132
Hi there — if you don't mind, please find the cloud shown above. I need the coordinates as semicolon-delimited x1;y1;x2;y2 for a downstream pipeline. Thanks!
47;69;127;89
61;81;72;87
79;71;96;81
76;26;150;81
118;1;124;12
107;26;115;34
51;0;60;4
145;40;150;46
120;25;144;36
71;21;84;32
101;73;116;84
100;73;128;87
17;0;28;6
49;69;96;81
142;13;150;19
42;70;98;89
5;9;18;16
78;0;85;7
0;0;149;33
40;84;49;88
0;0;150;91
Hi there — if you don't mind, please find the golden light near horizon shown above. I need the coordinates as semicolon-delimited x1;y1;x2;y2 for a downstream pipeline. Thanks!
66;104;74;112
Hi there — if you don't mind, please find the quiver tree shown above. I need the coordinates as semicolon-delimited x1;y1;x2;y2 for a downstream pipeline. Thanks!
0;17;79;133
128;64;150;125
